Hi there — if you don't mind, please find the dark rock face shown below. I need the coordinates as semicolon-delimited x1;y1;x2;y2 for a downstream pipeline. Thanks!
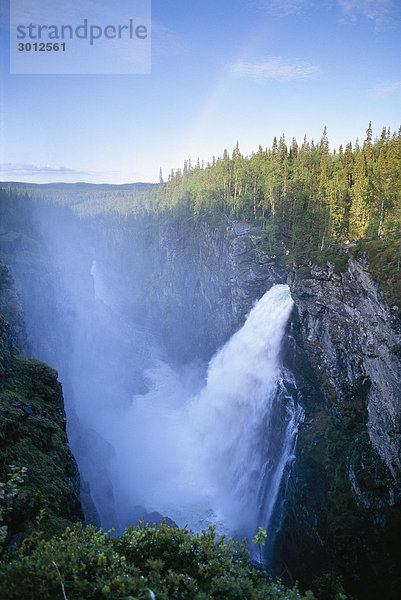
290;254;401;476
149;219;287;360
0;263;83;542
278;254;401;599
0;263;28;355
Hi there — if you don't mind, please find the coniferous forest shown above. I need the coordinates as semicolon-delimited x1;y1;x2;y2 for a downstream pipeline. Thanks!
158;124;401;254
4;124;400;240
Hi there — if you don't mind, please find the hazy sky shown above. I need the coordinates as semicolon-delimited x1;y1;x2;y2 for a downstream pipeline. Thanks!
1;0;400;183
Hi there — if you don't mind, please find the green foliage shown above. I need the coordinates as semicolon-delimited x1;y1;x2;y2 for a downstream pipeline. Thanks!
350;236;401;312
252;527;267;547
154;125;401;261
0;521;315;600
295;266;312;278
252;527;267;567
0;348;83;545
309;247;349;273
0;465;27;545
0;184;159;219
312;573;347;600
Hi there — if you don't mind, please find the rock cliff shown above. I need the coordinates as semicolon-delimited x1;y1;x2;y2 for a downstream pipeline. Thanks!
148;218;288;359
291;254;401;476
0;262;83;544
277;253;401;599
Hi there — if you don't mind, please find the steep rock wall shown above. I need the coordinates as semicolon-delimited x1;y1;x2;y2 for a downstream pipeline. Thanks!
0;263;83;543
277;254;401;599
291;254;401;476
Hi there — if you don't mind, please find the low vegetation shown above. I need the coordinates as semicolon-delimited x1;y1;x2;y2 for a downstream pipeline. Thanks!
0;517;317;600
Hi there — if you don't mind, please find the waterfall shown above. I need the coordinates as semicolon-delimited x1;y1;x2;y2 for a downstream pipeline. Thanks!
186;283;298;538
107;283;299;544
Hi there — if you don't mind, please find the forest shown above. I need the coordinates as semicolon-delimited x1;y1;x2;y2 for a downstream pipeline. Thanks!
157;124;401;257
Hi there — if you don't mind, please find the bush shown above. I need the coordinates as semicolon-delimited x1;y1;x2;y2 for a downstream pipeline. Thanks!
0;521;315;600
309;248;349;273
312;573;346;600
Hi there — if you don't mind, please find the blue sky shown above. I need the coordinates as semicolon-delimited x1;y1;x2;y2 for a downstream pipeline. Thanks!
1;0;401;183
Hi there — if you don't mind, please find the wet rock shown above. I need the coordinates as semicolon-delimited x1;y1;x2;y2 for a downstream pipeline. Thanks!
291;253;401;477
277;252;401;599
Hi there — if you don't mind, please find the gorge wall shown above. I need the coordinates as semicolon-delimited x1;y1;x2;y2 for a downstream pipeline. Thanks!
90;214;287;361
279;257;401;599
0;262;83;544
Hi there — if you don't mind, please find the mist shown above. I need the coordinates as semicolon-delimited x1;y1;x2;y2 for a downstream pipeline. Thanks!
7;204;300;546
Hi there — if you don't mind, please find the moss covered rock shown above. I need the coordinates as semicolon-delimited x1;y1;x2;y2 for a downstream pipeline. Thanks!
0;263;83;546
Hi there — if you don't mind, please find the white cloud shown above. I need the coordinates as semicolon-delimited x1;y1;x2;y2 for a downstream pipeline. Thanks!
230;57;319;82
368;81;401;98
338;0;400;23
0;163;89;175
248;0;401;25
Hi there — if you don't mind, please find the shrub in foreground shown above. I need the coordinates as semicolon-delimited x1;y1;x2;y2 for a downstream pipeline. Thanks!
0;521;315;600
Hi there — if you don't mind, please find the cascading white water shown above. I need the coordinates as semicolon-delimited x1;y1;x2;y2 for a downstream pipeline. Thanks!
186;283;297;537
104;283;298;541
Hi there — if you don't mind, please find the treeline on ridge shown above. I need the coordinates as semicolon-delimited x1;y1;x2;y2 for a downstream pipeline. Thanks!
1;123;400;304
157;123;401;260
2;123;400;260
